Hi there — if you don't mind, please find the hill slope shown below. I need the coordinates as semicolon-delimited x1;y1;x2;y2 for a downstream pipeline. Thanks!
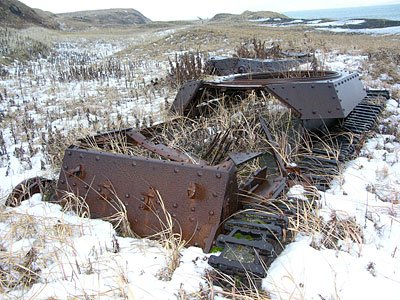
210;10;288;22
0;0;59;29
57;9;151;26
0;1;151;29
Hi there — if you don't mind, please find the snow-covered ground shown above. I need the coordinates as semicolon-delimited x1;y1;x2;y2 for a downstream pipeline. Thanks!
306;19;366;27
1;32;399;299
264;100;400;299
0;34;176;200
1;194;210;299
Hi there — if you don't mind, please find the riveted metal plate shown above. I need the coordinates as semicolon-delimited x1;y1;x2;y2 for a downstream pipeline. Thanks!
208;57;301;76
266;72;366;120
57;148;238;252
170;71;366;123
170;80;204;114
335;73;367;116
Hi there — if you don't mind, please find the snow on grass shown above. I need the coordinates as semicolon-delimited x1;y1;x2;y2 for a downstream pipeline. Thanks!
287;19;303;24
1;29;400;299
0;38;174;199
1;194;211;299
257;18;400;35
306;19;366;27
307;20;323;24
249;18;271;22
316;26;400;35
264;100;400;300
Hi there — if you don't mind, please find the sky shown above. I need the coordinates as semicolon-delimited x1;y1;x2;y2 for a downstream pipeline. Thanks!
19;0;400;21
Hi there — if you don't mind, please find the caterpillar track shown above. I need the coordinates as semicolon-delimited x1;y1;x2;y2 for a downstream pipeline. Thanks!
208;90;389;287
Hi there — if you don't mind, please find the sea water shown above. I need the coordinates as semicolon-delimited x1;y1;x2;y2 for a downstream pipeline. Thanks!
283;4;400;21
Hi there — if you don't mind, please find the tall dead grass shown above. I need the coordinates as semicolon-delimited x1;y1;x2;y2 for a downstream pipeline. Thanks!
151;190;186;281
0;27;51;64
81;90;301;188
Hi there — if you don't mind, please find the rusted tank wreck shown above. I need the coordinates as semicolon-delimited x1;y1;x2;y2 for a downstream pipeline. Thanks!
8;66;389;285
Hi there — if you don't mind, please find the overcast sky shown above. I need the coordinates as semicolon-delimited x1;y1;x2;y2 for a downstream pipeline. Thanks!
19;0;400;21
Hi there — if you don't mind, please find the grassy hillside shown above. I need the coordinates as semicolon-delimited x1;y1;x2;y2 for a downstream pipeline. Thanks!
56;8;151;26
0;1;151;30
210;10;288;22
0;0;59;29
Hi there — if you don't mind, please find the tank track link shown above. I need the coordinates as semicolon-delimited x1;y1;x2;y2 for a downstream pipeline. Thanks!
208;90;388;288
295;92;386;191
208;205;294;288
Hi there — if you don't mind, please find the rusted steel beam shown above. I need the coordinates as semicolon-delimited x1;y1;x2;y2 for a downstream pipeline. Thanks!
124;130;208;165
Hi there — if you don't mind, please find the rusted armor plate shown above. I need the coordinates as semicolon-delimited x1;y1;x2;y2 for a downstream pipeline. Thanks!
207;56;302;76
57;147;238;252
171;71;367;123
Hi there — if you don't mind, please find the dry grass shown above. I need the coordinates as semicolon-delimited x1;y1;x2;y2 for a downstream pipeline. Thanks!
79;91;299;189
123;23;400;60
0;207;138;299
167;51;209;87
178;270;273;300
59;178;137;239
289;201;364;255
152;190;186;281
1;19;398;175
60;184;186;282
99;188;137;239
1;16;399;299
0;27;51;64
362;49;400;84
0;209;76;297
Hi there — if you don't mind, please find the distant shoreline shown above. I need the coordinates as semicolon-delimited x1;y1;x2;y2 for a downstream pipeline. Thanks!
283;4;400;21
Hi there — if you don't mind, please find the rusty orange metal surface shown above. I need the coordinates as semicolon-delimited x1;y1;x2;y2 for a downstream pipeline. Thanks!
57;139;239;252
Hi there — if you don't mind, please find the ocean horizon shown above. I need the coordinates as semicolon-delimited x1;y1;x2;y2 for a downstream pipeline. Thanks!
283;4;400;21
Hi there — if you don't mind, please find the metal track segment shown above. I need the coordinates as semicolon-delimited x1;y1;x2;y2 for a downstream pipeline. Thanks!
208;92;387;285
